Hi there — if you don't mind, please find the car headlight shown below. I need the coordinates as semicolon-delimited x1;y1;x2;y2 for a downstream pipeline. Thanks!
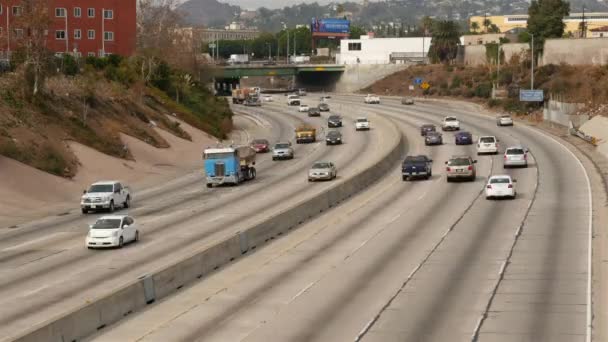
337;138;341;140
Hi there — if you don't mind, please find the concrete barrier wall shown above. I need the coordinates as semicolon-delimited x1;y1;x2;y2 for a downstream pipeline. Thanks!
543;98;587;127
13;116;403;342
542;38;608;66
464;43;529;66
334;64;408;93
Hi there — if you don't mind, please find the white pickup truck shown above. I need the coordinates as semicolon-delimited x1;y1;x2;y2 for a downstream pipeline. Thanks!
81;181;131;214
364;94;380;104
287;94;301;106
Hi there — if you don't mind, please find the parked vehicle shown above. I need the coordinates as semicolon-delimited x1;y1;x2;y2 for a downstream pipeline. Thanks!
250;139;270;153
295;125;316;144
204;146;256;187
364;94;380;104
228;54;249;65
486;175;517;199
287;95;301;106
81;181;131;214
455;131;473;145
402;97;414;105
402;155;433;181
355;117;370;131
477;136;499;155
503;146;528;168
308;107;321;117
272;142;294;160
326;130;343;145
298;104;310;112
425;132;443;145
442;116;460;131
319;103;330;112
420;124;436;136
308;161;337;182
86;215;139;249
445;155;477;182
497;114;514;126
328;115;342;127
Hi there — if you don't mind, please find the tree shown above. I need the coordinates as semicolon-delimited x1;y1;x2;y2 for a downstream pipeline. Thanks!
488;24;501;33
470;21;480;33
483;18;492;32
527;0;570;57
421;16;434;36
350;25;367;39
428;20;461;64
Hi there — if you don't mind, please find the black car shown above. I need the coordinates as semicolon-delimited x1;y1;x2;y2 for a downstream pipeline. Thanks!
326;130;343;145
420;124;436;136
308;107;321;117
327;115;342;127
455;131;473;145
425;132;443;145
402;155;433;181
319;103;330;112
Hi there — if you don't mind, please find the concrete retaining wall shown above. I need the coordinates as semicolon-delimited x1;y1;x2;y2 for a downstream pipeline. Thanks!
543;98;587;127
334;64;408;93
542;38;608;66
13;117;404;342
463;43;529;66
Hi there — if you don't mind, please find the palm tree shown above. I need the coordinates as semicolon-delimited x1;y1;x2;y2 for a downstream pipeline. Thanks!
483;18;492;33
470;21;480;33
428;20;461;64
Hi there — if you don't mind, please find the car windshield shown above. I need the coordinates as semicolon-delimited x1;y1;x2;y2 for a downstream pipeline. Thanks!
448;158;471;166
92;218;122;229
313;162;330;169
252;139;268;145
490;178;511;184
445;117;457;121
88;184;113;193
480;137;496;143
357;118;368;123
275;143;290;149
507;148;525;155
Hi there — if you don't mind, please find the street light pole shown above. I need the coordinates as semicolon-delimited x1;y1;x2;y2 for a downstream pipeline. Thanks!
497;44;501;88
530;33;534;90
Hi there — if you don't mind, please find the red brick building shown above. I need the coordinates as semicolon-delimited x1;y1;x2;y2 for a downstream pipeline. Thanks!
0;0;136;58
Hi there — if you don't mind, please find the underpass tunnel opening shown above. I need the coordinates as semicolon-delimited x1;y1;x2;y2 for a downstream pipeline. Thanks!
296;71;343;92
214;77;240;96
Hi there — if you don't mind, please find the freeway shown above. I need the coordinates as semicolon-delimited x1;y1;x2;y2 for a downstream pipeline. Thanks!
0;96;398;341
87;95;592;342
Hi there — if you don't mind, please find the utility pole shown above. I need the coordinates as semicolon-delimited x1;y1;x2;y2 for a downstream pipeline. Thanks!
582;5;587;38
530;33;534;90
497;44;501;88
294;33;297;57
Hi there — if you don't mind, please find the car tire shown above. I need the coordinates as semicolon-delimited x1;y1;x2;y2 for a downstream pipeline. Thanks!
118;236;124;248
109;201;115;213
81;208;88;214
426;175;431;180
402;176;408;181
447;177;452;183
272;157;276;161
206;183;212;188
251;168;256;179
124;196;130;209
134;230;139;242
308;178;313;182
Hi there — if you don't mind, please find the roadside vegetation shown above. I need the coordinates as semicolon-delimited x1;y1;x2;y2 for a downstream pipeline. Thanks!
0;0;231;178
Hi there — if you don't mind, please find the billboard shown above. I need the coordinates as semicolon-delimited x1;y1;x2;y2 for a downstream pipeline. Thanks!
311;18;350;34
519;89;544;102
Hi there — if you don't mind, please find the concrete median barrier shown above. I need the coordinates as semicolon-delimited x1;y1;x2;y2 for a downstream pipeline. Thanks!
12;117;403;342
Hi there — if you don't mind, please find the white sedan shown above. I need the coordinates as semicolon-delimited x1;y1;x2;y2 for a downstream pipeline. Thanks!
298;104;310;112
262;95;274;102
485;175;517;200
86;215;139;249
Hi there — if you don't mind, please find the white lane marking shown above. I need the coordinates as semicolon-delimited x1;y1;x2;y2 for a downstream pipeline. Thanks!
290;282;315;302
1;232;71;252
19;284;49;298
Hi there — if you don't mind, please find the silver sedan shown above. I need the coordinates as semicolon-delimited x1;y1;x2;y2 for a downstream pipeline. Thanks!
308;161;337;181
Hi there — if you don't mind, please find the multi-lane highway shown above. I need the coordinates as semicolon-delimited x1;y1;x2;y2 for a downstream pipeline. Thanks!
0;94;593;342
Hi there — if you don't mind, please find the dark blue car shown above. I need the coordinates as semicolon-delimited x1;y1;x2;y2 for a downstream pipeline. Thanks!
455;131;473;145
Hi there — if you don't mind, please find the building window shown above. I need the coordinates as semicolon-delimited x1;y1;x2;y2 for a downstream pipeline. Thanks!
55;8;66;17
74;7;81;17
88;52;95;57
12;6;22;16
104;31;114;41
74;29;82;39
13;29;24;38
88;8;95;18
103;10;113;19
88;29;95;39
348;42;361;51
55;30;66;40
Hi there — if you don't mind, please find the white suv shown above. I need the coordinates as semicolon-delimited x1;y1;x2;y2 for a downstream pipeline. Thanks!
442;116;460;131
477;136;499;155
355;117;370;131
504;146;528;168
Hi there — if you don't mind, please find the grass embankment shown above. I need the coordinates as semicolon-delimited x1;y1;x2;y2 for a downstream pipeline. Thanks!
363;63;608;114
0;55;232;177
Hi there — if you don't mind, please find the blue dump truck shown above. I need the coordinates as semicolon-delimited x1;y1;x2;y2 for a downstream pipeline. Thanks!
204;146;257;188
402;155;433;181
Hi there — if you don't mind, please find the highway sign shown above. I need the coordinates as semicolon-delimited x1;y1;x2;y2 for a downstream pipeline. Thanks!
209;43;216;48
414;77;423;85
409;85;415;91
519;89;544;102
420;82;430;90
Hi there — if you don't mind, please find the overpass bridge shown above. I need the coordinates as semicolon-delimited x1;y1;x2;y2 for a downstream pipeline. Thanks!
216;64;345;78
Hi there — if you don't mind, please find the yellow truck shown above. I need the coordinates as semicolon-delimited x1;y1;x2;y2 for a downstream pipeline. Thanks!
295;125;316;144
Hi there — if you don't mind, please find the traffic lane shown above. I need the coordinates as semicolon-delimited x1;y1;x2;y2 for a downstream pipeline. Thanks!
87;113;489;342
0;103;389;338
359;96;590;341
0;110;290;249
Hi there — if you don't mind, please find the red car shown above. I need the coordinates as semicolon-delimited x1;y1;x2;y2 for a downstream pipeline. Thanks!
251;139;270;153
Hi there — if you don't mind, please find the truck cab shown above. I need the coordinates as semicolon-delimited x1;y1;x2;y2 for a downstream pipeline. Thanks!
204;146;257;187
295;125;316;144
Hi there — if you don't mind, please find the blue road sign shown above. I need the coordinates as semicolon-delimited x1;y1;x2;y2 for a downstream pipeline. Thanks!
519;89;544;102
414;77;423;85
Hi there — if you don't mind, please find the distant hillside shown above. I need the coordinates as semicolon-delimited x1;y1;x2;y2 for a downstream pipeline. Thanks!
178;0;240;27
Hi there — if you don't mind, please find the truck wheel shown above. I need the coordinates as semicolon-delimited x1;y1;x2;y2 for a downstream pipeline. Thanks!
81;208;88;214
206;183;212;188
109;201;115;213
251;168;256;179
124;196;130;209
402;176;408;181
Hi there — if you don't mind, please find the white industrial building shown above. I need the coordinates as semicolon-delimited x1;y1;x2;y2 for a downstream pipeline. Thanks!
336;35;431;65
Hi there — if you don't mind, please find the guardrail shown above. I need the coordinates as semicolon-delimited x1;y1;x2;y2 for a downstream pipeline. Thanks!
12;114;404;342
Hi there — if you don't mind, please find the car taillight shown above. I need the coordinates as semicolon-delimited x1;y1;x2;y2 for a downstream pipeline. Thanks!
524;154;527;160
504;155;507;159
446;167;451;171
508;184;513;188
468;165;473;170
487;185;492;189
